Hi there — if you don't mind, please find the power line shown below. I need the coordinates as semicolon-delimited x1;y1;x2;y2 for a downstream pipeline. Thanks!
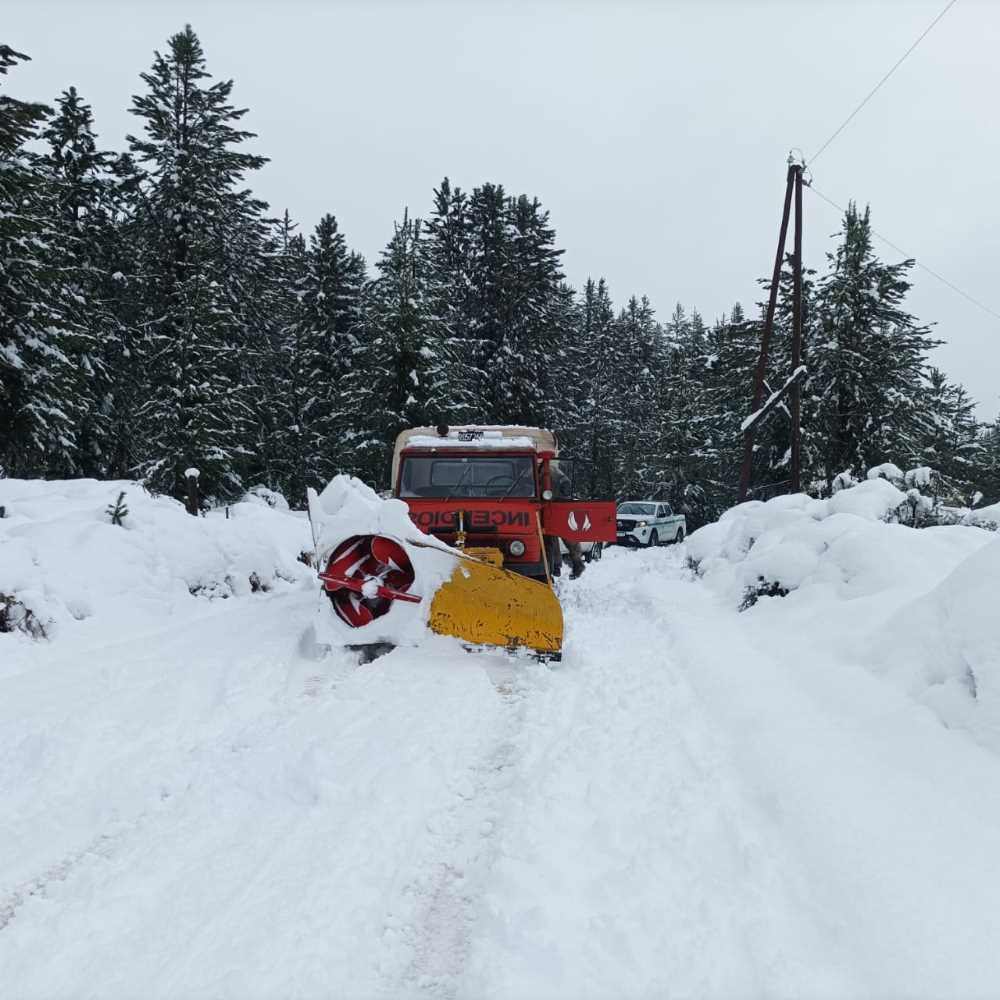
805;183;1000;323
809;0;959;165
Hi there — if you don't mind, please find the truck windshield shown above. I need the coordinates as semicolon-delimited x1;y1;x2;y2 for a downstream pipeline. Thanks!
618;502;656;515
399;455;536;499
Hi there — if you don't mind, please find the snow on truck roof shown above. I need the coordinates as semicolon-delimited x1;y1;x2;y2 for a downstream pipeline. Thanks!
391;426;558;485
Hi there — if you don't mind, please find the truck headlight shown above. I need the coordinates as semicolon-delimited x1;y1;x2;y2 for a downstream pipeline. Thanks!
509;539;526;556
637;521;648;528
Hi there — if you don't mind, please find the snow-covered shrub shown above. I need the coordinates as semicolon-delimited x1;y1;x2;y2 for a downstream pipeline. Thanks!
864;462;991;530
244;485;291;511
831;469;858;494
866;462;905;485
892;488;936;528
968;503;1000;531
0;594;46;638
738;577;789;611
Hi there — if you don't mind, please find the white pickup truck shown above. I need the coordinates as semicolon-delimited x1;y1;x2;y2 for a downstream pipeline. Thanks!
615;501;686;547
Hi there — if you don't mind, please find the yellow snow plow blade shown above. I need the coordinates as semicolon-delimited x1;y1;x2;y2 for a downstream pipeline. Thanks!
428;547;563;657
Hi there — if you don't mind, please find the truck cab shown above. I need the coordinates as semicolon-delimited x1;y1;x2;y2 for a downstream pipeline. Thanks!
392;425;616;578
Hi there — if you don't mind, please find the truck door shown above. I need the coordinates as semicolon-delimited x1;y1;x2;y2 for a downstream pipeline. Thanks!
542;501;617;543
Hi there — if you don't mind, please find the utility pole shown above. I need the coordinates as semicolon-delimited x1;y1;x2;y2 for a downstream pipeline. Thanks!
738;160;806;502
790;163;804;493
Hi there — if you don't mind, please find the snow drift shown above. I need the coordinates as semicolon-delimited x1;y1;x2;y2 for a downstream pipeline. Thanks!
0;478;312;655
871;539;1000;749
688;478;999;746
687;479;990;609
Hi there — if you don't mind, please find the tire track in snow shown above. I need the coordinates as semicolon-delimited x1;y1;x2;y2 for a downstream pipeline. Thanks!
376;661;530;999
0;832;119;933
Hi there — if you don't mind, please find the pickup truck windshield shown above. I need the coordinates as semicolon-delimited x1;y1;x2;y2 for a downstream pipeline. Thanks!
618;502;657;515
399;455;536;499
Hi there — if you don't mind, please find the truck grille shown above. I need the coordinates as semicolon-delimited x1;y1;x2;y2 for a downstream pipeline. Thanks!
617;519;635;531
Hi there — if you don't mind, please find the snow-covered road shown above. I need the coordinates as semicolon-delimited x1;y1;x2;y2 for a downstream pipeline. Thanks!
4;546;1000;999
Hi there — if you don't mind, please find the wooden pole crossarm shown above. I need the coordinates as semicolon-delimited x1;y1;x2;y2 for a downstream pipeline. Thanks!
739;365;808;437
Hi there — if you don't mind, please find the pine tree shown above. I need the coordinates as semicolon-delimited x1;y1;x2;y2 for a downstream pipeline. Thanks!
610;295;663;496
811;204;938;484
238;209;305;499
0;46;85;477
285;213;365;484
421;178;487;420
40;86;130;477
569;277;619;496
463;184;565;425
979;419;1000;506
915;368;982;501
655;303;716;524
126;25;268;500
343;210;473;486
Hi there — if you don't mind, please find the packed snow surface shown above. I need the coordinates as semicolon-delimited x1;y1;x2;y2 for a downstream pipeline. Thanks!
3;478;1000;999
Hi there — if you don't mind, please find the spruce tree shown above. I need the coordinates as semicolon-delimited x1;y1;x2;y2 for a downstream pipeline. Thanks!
812;204;938;484
343;210;473;486
40;87;129;477
421;178;484;420
0;47;84;477
126;25;268;500
698;304;760;512
610;295;663;496
285;213;365;484
655;304;716;524
463;184;565;425
569;277;619;496
915;368;982;501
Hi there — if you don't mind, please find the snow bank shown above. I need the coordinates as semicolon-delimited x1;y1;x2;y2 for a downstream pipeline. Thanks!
0;478;312;651
871;538;1000;748
689;478;999;746
308;475;461;649
687;480;993;610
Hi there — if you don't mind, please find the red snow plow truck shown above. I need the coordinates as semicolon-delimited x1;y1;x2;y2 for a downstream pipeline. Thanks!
313;425;616;660
393;425;616;580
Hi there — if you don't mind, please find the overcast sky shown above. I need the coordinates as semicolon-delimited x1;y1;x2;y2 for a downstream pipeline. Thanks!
8;0;999;418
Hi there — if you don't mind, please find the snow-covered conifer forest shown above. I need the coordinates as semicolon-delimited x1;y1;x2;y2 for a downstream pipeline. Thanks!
3;27;998;521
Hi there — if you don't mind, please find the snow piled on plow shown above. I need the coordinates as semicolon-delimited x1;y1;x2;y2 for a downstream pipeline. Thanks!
307;475;461;649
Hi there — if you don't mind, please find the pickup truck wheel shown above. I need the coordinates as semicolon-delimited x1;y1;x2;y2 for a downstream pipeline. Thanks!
585;542;603;563
648;529;659;548
675;527;685;544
